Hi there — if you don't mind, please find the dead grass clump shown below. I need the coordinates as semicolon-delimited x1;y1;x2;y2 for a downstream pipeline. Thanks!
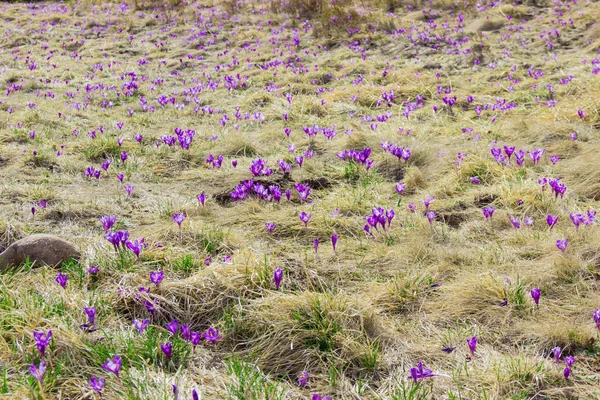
230;291;385;378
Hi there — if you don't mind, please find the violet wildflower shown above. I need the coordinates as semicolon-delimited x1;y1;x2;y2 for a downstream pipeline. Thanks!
30;362;46;385
88;265;99;275
426;211;436;225
298;371;309;387
33;330;52;358
395;182;406;195
312;395;332;400
550;155;560;164
422;194;435;209
531;288;541;306
84;306;97;327
313;238;319;253
102;355;122;379
408;202;416;213
173;213;186;229
409;361;438;384
593;308;600;332
273;268;283;289
265;222;276;233
100;215;116;231
509;216;521;229
546;215;558;230
124;185;134;197
126;239;143;259
150;270;164;286
482;206;496;220
55;272;68;289
166;320;179;336
133;319;150;333
120;151;128;163
470;176;481;184
117;173;125;183
181;324;191;341
299;212;312;227
161;343;173;360
564;356;574;379
552;346;561;364
197;193;206;207
331;233;338;252
556;238;568;252
524;216;534;227
203;327;222;343
90;376;105;396
466;336;477;356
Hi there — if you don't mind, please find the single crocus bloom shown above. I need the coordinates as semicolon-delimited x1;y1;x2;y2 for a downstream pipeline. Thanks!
426;211;436;224
531;288;541;306
30;362;46;385
84;307;97;327
552;346;561;364
173;213;186;229
150;271;164;286
197;193;206;206
99;215;116;231
204;327;222;343
265;222;275;233
593;308;600;332
161;343;173;360
33;330;52;358
102;355;122;379
166;320;179;336
556;238;568;252
409;361;438;384
331;233;338;251
88;265;99;275
273;268;283;289
299;212;312;227
313;238;319;253
546;214;558;230
133;319;150;333
90;376;105;396
466;336;477;356
298;371;309;387
55;272;68;289
509;216;521;229
395;182;406;195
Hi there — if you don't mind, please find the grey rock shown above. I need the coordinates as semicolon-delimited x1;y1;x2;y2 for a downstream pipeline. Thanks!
0;234;80;271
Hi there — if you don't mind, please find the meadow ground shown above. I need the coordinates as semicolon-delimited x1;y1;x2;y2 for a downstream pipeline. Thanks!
0;0;600;398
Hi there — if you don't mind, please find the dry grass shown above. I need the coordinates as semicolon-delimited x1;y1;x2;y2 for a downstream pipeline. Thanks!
0;0;599;398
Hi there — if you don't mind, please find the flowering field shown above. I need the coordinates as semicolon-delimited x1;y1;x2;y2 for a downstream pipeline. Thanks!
1;0;600;398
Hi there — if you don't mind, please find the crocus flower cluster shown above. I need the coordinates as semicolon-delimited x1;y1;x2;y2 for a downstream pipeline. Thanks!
364;207;395;234
380;142;412;162
336;148;373;168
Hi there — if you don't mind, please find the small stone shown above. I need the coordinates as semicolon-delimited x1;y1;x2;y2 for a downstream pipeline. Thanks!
0;234;80;271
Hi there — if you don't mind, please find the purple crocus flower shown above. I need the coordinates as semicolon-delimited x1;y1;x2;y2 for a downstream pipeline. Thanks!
166;320;179;336
524;216;534;227
426;211;436;224
124;185;134;197
466;336;477;356
173;213;186;229
117;173;125;183
331;233;338;252
299;212;312;227
55;272;68;289
482;206;496;220
33;330;52;358
593;308;600;332
556;238;568;252
30;362;46;385
203;327;222;343
470;176;481;184
90;376;105;396
120;151;128;163
84;307;97;327
161;343;173;360
102;355;122;379
133;319;150;333
150;271;164;286
100;215;116;231
408;202;416;213
313;238;319;253
181;324;191;341
530;288;541;306
546;215;558;230
409;361;438;384
197;193;206;207
298;371;309;388
422;194;435;209
88;265;99;275
273;268;283;289
509;216;521;229
552;346;561;364
563;356;575;379
395;182;406;195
